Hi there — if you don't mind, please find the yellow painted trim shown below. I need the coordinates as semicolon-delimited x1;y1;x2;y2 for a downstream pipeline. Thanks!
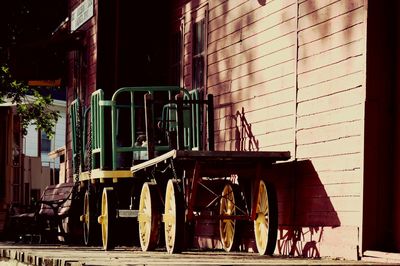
79;172;90;181
78;169;133;181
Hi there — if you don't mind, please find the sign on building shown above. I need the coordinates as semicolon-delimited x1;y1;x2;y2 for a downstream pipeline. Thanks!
71;0;93;32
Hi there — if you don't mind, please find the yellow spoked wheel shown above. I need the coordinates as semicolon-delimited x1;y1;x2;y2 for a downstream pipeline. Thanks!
219;183;237;252
138;182;161;251
82;190;91;245
98;187;116;251
254;180;277;255
164;179;184;254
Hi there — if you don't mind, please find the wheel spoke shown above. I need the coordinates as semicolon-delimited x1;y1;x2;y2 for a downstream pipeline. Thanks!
225;220;234;236
101;189;108;250
164;181;175;251
138;183;161;251
219;184;236;252
164;179;183;253
83;191;90;245
254;180;275;255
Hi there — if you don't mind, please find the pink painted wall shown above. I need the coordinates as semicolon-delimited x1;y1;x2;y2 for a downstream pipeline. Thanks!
176;0;366;259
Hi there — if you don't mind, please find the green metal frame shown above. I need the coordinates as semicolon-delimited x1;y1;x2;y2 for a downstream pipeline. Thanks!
73;86;214;172
91;89;105;169
110;86;185;170
184;89;201;150
69;98;81;174
82;106;91;164
161;89;202;150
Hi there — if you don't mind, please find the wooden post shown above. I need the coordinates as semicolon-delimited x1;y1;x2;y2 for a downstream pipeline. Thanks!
207;94;214;151
144;93;155;160
176;95;184;150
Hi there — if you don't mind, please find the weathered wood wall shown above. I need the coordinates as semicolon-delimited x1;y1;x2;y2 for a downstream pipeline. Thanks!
178;0;366;259
207;0;297;153
293;0;365;259
66;0;98;181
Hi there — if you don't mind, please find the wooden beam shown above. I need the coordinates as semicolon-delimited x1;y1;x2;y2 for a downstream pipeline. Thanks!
28;79;61;87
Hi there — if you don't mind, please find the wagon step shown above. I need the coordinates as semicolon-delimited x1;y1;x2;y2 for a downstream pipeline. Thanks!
117;209;139;218
96;209;139;220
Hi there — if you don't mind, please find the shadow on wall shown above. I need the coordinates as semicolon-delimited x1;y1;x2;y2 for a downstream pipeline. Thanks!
229;109;342;257
267;160;341;258
232;108;259;151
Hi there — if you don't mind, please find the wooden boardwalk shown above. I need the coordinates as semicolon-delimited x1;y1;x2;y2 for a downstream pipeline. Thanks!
0;242;392;266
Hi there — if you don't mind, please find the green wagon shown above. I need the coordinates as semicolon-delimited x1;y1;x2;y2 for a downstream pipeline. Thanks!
70;86;290;254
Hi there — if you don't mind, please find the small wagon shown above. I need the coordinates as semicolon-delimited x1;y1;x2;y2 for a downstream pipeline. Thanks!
70;86;290;254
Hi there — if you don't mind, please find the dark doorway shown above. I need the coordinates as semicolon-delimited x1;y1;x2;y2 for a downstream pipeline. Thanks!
363;0;399;253
97;0;172;98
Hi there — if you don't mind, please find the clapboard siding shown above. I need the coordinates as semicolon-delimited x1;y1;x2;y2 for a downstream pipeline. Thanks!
207;0;297;154
215;116;293;139
208;33;295;76
208;0;295;44
219;60;295;92
215;126;293;147
296;210;360;227
298;0;364;29
298;0;342;16
299;23;364;60
291;0;364;258
297;86;364;116
209;46;295;82
297;120;362;145
215;101;294;127
208;19;295;66
214;72;294;101
298;40;364;74
298;168;361;185
297;71;364;102
294;1;365;251
296;194;360;212
178;0;366;259
300;183;361;198
298;6;364;45
216;87;293;112
209;1;275;33
297;135;362;159
297;103;364;129
297;55;364;89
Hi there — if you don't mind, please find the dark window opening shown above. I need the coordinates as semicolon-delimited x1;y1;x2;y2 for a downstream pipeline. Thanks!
41;131;51;153
192;19;205;91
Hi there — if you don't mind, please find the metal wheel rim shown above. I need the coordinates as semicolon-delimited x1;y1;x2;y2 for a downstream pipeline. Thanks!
101;189;109;250
164;180;176;253
254;180;269;255
83;191;90;245
138;183;152;251
219;184;236;252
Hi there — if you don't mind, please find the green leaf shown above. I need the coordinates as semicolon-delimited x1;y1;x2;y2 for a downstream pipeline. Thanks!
1;64;60;138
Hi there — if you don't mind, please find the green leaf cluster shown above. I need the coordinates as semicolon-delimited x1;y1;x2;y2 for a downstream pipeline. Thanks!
0;65;60;138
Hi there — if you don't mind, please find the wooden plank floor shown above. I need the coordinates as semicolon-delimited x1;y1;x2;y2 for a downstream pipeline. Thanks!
0;242;392;266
